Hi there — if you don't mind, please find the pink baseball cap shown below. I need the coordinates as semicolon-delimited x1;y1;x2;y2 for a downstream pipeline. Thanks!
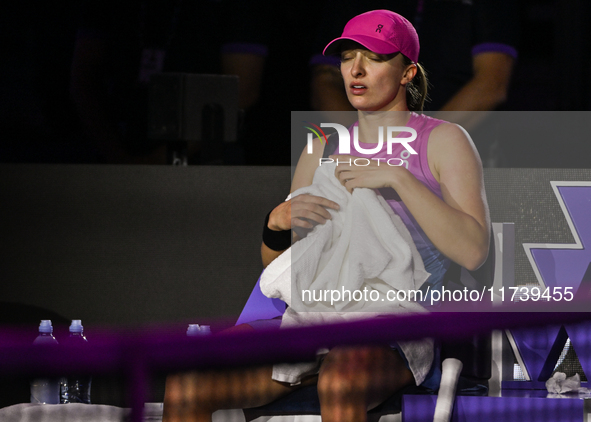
323;10;420;63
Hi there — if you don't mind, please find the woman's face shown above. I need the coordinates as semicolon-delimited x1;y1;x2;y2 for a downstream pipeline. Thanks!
339;42;416;112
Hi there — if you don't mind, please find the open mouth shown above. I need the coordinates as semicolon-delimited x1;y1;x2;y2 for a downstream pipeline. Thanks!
350;83;367;94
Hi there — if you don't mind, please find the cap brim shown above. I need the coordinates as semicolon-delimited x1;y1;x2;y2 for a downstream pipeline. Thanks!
323;35;400;56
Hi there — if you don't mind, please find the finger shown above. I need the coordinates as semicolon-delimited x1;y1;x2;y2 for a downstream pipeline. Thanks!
292;205;332;225
334;165;347;179
294;194;340;211
336;170;353;184
343;178;357;193
292;217;315;230
304;200;338;218
329;154;358;162
331;155;380;172
329;155;354;172
309;196;340;210
333;160;352;173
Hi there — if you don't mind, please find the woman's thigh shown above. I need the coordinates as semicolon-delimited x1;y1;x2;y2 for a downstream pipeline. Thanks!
163;320;320;422
317;344;415;410
164;365;301;411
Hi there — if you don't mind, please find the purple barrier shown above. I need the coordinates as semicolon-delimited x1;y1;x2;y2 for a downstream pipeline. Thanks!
403;391;583;422
1;299;591;421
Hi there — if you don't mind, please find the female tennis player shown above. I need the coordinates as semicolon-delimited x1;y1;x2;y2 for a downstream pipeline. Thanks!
164;10;490;422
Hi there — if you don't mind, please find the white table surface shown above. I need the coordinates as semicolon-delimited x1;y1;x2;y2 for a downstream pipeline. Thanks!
0;402;164;422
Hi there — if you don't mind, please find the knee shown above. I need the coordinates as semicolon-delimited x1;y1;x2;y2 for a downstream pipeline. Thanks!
317;346;414;404
317;348;374;403
163;371;220;416
317;369;366;404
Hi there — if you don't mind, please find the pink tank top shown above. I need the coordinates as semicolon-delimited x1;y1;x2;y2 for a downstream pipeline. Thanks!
340;112;451;284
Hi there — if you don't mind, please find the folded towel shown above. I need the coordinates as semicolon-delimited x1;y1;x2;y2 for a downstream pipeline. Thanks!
260;162;433;385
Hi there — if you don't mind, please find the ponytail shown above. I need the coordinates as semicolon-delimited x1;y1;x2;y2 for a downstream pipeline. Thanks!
402;55;429;112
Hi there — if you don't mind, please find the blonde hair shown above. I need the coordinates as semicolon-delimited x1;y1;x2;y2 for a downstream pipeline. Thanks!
402;55;429;112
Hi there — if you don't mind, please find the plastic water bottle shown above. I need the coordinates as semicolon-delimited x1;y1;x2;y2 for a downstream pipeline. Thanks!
30;320;61;404
63;320;92;404
186;324;211;336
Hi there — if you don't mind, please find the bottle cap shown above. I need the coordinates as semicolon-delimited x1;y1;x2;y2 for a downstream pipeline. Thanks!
200;325;212;335
69;319;83;333
186;324;201;336
39;320;53;333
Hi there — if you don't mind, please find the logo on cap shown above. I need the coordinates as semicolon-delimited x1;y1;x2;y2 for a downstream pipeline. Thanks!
376;24;383;33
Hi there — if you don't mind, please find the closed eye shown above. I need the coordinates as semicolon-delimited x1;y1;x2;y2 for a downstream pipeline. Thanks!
367;53;390;62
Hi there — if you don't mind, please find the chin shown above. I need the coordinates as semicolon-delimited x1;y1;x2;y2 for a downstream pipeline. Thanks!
350;99;393;112
355;105;384;112
350;101;376;112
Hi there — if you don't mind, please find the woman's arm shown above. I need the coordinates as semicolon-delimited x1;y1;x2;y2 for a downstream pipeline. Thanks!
395;123;490;270
332;123;490;271
261;137;340;268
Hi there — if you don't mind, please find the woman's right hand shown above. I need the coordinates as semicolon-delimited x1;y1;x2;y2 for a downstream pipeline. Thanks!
268;194;340;238
263;138;336;267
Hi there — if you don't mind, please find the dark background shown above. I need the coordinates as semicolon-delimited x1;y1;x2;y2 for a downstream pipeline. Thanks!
1;0;591;167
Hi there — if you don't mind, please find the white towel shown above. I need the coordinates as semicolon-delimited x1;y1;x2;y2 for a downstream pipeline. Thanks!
260;162;434;385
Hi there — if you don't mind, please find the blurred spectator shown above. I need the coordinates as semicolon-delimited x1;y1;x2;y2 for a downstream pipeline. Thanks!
70;0;227;164
70;0;324;165
2;1;519;166
218;0;322;165
0;1;83;163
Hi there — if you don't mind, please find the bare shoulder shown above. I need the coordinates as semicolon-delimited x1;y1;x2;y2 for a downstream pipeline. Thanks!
428;122;482;179
291;136;326;192
430;122;474;150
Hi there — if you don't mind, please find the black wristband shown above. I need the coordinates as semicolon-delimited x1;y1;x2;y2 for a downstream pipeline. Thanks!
263;211;292;251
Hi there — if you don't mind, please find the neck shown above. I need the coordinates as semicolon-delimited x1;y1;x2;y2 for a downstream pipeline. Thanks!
356;110;412;144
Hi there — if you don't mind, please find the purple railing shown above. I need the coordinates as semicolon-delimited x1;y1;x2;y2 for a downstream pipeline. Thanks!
1;298;590;422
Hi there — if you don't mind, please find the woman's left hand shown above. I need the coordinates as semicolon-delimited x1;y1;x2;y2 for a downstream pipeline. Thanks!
330;154;402;193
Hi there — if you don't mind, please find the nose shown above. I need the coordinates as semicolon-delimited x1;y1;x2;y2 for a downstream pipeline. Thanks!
350;53;366;78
